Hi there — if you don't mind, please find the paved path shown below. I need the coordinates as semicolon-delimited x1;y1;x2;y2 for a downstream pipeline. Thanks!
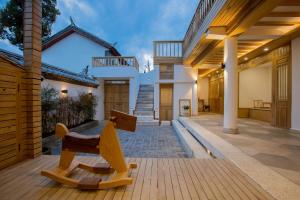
43;123;189;158
192;114;300;186
82;123;189;158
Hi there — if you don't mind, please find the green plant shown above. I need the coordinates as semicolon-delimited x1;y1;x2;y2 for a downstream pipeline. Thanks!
41;86;98;138
183;105;190;110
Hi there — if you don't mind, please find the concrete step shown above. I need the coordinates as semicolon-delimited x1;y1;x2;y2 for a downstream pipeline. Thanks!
137;120;159;126
136;115;154;121
134;111;154;116
136;104;153;108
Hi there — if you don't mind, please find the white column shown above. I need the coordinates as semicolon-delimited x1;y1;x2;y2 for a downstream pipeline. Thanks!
291;37;300;132
191;82;198;116
223;37;238;133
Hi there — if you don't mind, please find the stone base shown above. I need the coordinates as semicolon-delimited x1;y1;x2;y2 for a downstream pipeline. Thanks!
223;127;239;134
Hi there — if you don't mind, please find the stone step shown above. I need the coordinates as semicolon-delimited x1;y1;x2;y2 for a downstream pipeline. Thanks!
136;103;153;107
136;115;155;121
134;111;154;116
137;120;159;126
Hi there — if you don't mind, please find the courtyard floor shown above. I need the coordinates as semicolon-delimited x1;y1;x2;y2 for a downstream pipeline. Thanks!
191;114;300;186
43;122;189;158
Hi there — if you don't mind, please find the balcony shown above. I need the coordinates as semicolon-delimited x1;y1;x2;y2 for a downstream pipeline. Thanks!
92;56;139;71
91;56;139;78
183;0;216;55
153;41;183;64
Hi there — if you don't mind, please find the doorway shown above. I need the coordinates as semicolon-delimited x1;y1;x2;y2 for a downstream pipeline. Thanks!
104;80;129;119
272;47;291;128
159;84;173;121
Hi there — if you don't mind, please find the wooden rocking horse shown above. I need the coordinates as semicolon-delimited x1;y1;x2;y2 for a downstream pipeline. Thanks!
41;110;137;190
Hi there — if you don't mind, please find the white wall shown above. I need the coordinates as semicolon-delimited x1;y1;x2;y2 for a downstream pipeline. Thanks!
42;33;108;73
91;67;140;115
291;37;300;132
41;79;104;121
239;63;272;108
154;64;198;120
139;70;155;85
198;77;209;104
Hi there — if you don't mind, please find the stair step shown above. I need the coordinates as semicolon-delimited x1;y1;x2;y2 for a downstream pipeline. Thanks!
134;111;154;115
137;120;159;126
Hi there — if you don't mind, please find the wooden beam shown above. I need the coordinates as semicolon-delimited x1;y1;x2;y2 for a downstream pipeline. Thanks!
255;21;300;26
239;26;300;64
266;12;300;17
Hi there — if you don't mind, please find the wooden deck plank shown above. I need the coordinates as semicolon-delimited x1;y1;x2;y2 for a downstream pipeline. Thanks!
162;159;175;200
140;158;152;200
205;159;243;200
182;159;208;200
131;158;147;200
172;158;191;200
0;156;276;200
149;158;158;200
208;159;251;200
120;158;141;200
192;159;224;200
157;158;167;200
201;159;233;200
222;159;275;200
177;159;199;199
167;159;183;200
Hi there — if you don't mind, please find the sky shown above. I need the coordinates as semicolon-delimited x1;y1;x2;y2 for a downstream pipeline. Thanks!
0;0;198;71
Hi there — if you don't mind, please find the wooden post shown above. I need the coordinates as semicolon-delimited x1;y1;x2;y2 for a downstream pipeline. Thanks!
23;0;42;158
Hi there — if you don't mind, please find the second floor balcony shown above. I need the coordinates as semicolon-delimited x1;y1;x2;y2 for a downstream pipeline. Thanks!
153;40;183;65
92;56;139;71
91;56;139;78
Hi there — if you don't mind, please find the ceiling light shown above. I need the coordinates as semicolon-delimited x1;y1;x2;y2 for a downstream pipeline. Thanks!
244;57;248;61
263;47;269;52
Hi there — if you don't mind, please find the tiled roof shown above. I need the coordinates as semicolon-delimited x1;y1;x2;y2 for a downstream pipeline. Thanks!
0;49;98;87
42;25;121;56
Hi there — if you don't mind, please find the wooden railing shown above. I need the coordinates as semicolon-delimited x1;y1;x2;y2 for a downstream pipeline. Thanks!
183;0;216;53
153;41;183;57
92;56;139;70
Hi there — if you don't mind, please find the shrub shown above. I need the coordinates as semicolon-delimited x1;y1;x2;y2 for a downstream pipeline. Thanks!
41;86;97;138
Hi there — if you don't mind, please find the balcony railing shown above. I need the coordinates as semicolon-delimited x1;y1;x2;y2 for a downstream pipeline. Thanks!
153;41;183;57
183;0;216;53
92;56;139;70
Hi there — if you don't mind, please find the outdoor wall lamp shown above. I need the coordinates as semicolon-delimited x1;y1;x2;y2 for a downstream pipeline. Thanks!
88;92;93;96
221;63;225;69
195;80;197;84
61;89;68;94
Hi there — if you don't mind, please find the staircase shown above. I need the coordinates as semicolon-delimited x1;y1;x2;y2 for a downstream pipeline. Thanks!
134;85;159;125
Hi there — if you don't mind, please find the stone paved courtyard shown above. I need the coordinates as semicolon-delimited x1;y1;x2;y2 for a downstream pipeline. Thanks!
43;122;189;158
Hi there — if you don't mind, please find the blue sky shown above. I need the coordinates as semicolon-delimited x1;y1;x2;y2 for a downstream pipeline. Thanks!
0;0;198;70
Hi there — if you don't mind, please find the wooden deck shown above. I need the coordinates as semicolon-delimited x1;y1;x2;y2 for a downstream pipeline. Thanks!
0;155;274;200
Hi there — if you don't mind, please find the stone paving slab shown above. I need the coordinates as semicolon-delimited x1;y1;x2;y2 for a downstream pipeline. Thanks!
43;122;189;158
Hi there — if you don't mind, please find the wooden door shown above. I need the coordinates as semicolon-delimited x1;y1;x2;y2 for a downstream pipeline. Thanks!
0;60;22;169
104;81;129;119
272;46;291;128
160;84;173;121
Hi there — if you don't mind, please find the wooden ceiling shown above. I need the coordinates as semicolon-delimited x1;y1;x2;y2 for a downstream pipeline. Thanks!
186;0;300;75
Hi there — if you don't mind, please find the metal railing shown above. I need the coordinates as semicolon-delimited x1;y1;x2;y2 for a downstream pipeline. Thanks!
92;56;139;70
153;41;183;57
183;0;216;53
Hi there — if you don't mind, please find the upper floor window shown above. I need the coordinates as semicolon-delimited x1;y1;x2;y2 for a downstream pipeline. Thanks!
105;50;113;57
160;64;174;80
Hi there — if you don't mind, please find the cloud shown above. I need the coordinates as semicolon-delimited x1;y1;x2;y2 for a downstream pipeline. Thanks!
60;0;96;17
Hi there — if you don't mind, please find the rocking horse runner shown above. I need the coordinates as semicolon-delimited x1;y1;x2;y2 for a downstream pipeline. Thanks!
41;110;137;190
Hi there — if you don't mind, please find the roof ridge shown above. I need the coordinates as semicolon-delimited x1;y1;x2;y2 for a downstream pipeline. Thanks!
42;25;121;56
